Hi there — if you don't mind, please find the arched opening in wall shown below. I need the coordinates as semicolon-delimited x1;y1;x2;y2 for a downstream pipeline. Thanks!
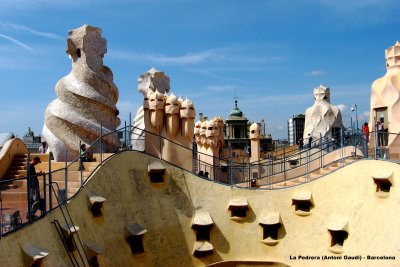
228;198;249;221
148;162;166;184
21;244;49;267
292;191;313;216
88;195;106;217
378;180;391;192
126;224;147;256
60;224;80;252
192;211;214;257
76;48;81;58
328;230;348;254
372;172;393;198
259;212;284;245
127;235;144;255
85;241;104;267
194;225;212;241
327;217;349;254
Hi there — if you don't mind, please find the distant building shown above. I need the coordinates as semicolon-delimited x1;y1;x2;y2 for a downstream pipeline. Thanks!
224;99;272;152
224;99;249;150
22;127;42;153
288;114;305;146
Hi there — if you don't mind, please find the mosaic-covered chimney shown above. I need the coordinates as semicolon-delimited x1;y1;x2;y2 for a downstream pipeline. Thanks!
42;25;120;161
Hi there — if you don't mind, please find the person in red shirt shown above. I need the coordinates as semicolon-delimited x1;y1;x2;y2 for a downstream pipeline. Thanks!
362;122;369;143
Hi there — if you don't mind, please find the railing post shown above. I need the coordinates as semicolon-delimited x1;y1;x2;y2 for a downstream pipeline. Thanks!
354;131;357;158
129;112;132;148
48;152;53;211
374;116;377;159
42;173;47;216
320;133;323;168
124;120;127;148
283;149;286;185
64;150;68;205
228;159;232;185
306;148;309;181
0;189;2;237
159;133;162;160
271;154;274;176
340;128;344;161
100;124;103;164
79;140;83;187
27;153;32;222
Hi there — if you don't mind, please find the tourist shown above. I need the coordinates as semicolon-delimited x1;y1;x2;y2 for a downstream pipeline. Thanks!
362;122;369;143
217;140;223;159
307;134;313;148
38;141;47;153
79;144;92;171
331;136;336;150
376;118;384;146
297;138;304;150
204;172;209;178
27;156;43;219
192;138;197;155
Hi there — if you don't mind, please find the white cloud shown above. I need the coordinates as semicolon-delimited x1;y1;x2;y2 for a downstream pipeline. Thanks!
117;100;139;117
244;93;310;105
337;104;347;112
307;70;325;76
359;110;370;122
0;23;63;40
109;50;212;65
0;33;34;52
206;85;237;92
109;47;275;66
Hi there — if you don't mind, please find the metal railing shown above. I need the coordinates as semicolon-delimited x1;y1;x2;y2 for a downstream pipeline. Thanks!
2;120;393;237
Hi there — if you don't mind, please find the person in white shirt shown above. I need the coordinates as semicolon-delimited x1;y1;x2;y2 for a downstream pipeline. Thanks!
38;141;47;153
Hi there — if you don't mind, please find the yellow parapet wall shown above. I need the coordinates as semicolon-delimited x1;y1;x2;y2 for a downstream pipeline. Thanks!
0;138;28;179
0;151;398;266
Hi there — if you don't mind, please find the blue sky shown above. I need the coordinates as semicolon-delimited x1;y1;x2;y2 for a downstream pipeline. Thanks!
0;0;399;139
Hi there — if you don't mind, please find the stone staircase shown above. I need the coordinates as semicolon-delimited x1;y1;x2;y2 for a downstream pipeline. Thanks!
266;157;360;189
0;153;114;226
2;154;27;181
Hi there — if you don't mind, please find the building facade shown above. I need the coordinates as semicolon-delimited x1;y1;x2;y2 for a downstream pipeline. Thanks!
224;99;272;152
287;114;305;146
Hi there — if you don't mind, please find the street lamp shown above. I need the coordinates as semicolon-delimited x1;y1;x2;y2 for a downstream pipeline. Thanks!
351;104;358;132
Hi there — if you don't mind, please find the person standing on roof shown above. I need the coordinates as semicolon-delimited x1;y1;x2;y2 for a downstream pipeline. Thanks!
38;141;47;153
27;156;43;219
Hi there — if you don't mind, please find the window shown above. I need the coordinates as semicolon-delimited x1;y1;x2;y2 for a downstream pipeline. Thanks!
259;212;283;245
372;172;393;198
292;191;313;216
88;195;106;217
228;198;249;220
126;224;147;256
192;211;214;257
148;162;166;184
327;217;349;254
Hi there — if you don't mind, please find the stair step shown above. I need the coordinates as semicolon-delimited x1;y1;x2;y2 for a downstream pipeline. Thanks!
3;174;22;179
1;191;30;201
50;171;91;182
8;165;26;171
